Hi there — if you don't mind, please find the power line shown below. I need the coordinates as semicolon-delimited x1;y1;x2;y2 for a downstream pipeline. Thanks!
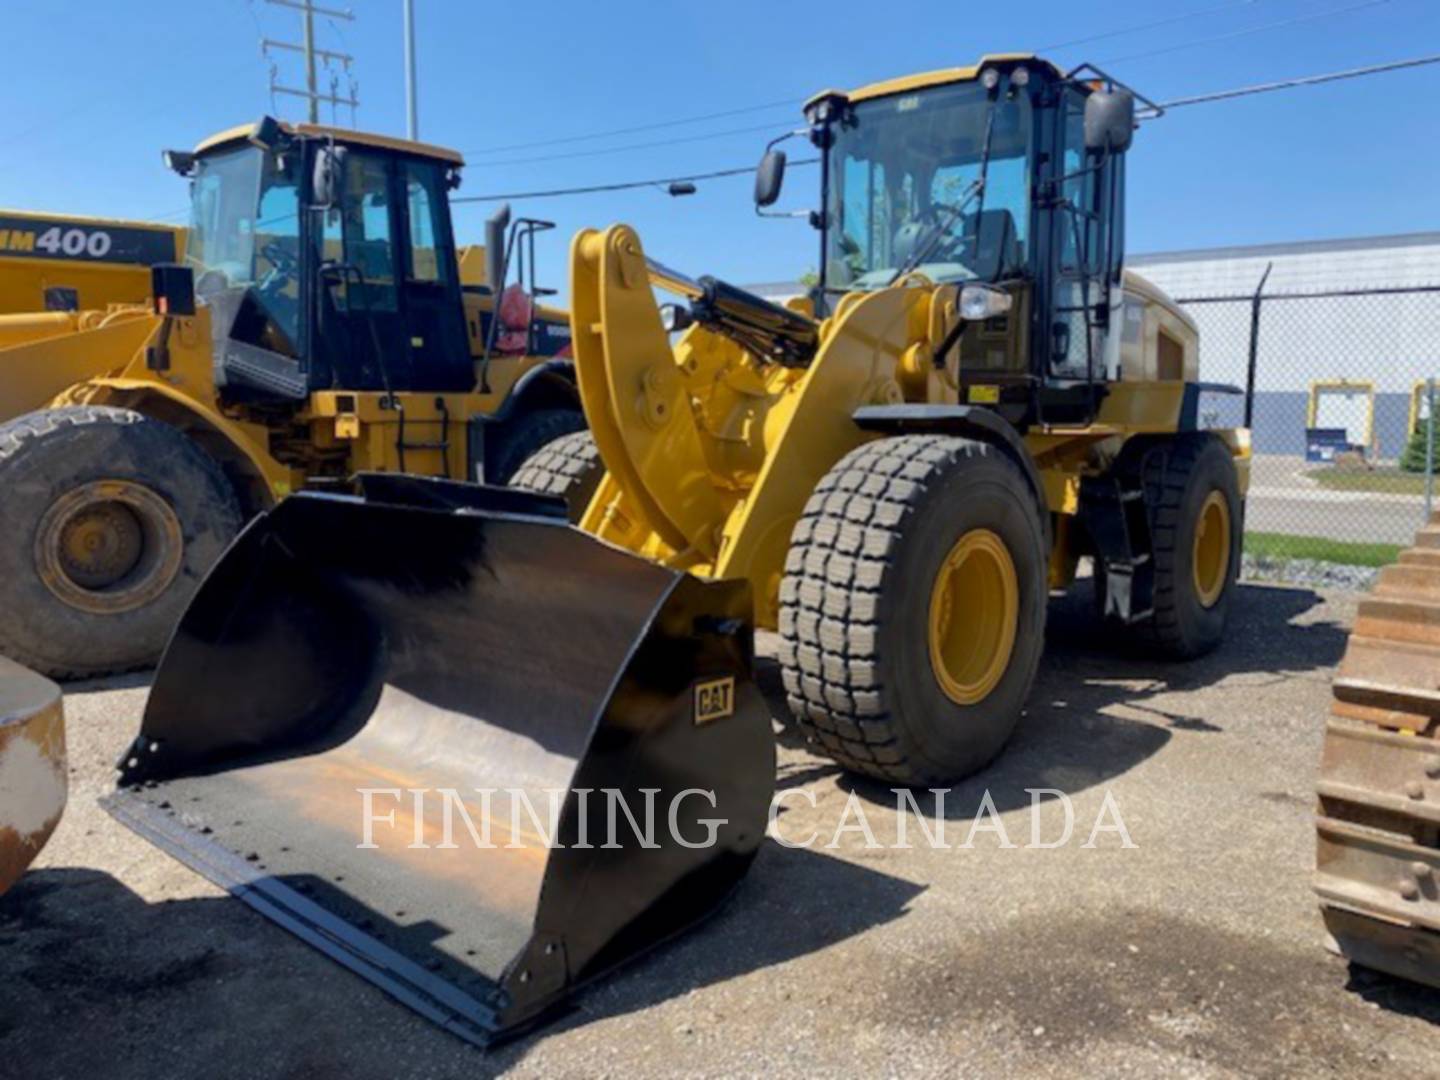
452;159;819;204
454;0;1363;167
470;121;796;169
1148;51;1440;111
457;3;1273;162
1100;0;1392;65
1038;0;1273;51
463;98;800;157
457;49;1436;205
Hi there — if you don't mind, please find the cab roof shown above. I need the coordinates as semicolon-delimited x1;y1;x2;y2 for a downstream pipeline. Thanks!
806;53;1065;108
194;121;465;166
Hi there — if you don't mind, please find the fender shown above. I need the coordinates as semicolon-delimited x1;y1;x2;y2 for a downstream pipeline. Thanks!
70;377;287;513
852;403;1052;550
491;358;578;423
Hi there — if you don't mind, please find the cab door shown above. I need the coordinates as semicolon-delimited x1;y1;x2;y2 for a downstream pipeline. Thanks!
1048;88;1125;389
313;149;412;390
397;158;471;392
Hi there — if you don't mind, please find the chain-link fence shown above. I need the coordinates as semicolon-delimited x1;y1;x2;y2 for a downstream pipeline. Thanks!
1176;281;1440;566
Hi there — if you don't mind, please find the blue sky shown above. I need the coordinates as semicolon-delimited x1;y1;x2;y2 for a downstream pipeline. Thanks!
1;0;1435;289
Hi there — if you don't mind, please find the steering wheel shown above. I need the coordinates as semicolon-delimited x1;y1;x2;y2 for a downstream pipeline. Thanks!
260;241;301;286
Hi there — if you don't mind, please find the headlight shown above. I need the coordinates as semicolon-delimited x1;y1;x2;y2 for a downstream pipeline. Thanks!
959;284;1013;321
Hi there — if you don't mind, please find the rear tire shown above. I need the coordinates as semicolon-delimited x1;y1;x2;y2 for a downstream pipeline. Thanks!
1129;435;1242;658
0;406;242;679
509;429;605;521
487;408;585;486
777;435;1047;786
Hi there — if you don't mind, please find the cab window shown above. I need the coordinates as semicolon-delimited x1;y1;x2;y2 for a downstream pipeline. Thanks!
404;162;449;284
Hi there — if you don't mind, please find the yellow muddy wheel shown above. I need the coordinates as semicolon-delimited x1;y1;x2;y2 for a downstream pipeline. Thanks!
0;405;242;678
928;529;1019;705
1191;490;1231;609
35;480;185;615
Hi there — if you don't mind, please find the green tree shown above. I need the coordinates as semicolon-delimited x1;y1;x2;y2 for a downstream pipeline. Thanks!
1401;420;1440;473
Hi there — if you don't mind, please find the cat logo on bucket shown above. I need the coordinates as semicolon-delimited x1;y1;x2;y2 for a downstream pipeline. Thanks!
693;677;735;725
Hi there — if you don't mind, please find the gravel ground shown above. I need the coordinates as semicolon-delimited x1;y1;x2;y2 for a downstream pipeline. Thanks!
1240;555;1380;593
4;581;1439;1079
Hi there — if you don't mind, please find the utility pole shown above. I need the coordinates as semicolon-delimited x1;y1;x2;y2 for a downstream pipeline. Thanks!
403;0;418;139
263;0;359;125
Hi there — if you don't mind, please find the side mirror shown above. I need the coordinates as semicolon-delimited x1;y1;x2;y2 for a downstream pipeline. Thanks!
1084;87;1135;154
754;149;787;208
484;203;511;291
162;149;196;177
311;144;348;208
151;263;196;318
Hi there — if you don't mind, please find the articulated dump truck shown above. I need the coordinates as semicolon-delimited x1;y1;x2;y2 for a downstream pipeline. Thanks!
106;55;1251;1043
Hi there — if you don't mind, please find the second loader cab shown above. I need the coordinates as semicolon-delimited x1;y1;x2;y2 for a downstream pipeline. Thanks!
171;117;472;402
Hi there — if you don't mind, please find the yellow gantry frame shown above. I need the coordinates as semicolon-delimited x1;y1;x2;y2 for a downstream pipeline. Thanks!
1306;378;1375;452
1407;379;1440;436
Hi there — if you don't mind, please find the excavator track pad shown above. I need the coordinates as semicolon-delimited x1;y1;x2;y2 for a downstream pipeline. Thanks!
1316;513;1440;989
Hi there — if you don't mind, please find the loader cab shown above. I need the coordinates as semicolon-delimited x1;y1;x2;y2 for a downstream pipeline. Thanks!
791;56;1139;427
176;120;471;401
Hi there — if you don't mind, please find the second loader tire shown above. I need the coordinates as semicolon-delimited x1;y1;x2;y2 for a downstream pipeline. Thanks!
1128;434;1242;659
778;435;1047;786
487;407;586;487
0;406;243;679
508;430;605;521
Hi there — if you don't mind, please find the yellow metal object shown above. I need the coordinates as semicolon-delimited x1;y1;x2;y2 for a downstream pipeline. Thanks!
1306;378;1375;452
1191;490;1231;609
0;308;156;419
0;657;65;896
819;53;1059;105
928;529;1020;705
0;209;184;315
34;479;184;615
1406;379;1440;436
194;121;464;165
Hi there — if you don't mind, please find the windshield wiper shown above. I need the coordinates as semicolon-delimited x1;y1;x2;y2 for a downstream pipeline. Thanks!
886;94;1000;286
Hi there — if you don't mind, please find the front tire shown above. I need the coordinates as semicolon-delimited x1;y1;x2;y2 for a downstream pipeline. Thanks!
777;435;1048;786
0;406;242;678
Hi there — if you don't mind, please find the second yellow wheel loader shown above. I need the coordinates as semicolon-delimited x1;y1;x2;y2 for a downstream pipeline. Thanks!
108;55;1249;1042
0;120;582;679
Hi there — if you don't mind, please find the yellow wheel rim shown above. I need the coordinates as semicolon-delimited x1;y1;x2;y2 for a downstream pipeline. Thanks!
34;480;184;615
928;528;1019;706
1191;490;1231;609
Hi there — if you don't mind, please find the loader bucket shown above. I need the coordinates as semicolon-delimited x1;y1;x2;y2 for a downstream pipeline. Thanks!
103;480;775;1045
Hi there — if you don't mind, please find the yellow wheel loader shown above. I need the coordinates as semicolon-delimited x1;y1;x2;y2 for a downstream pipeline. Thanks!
1316;520;1440;989
107;56;1249;1042
0;209;184;315
0;119;584;679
